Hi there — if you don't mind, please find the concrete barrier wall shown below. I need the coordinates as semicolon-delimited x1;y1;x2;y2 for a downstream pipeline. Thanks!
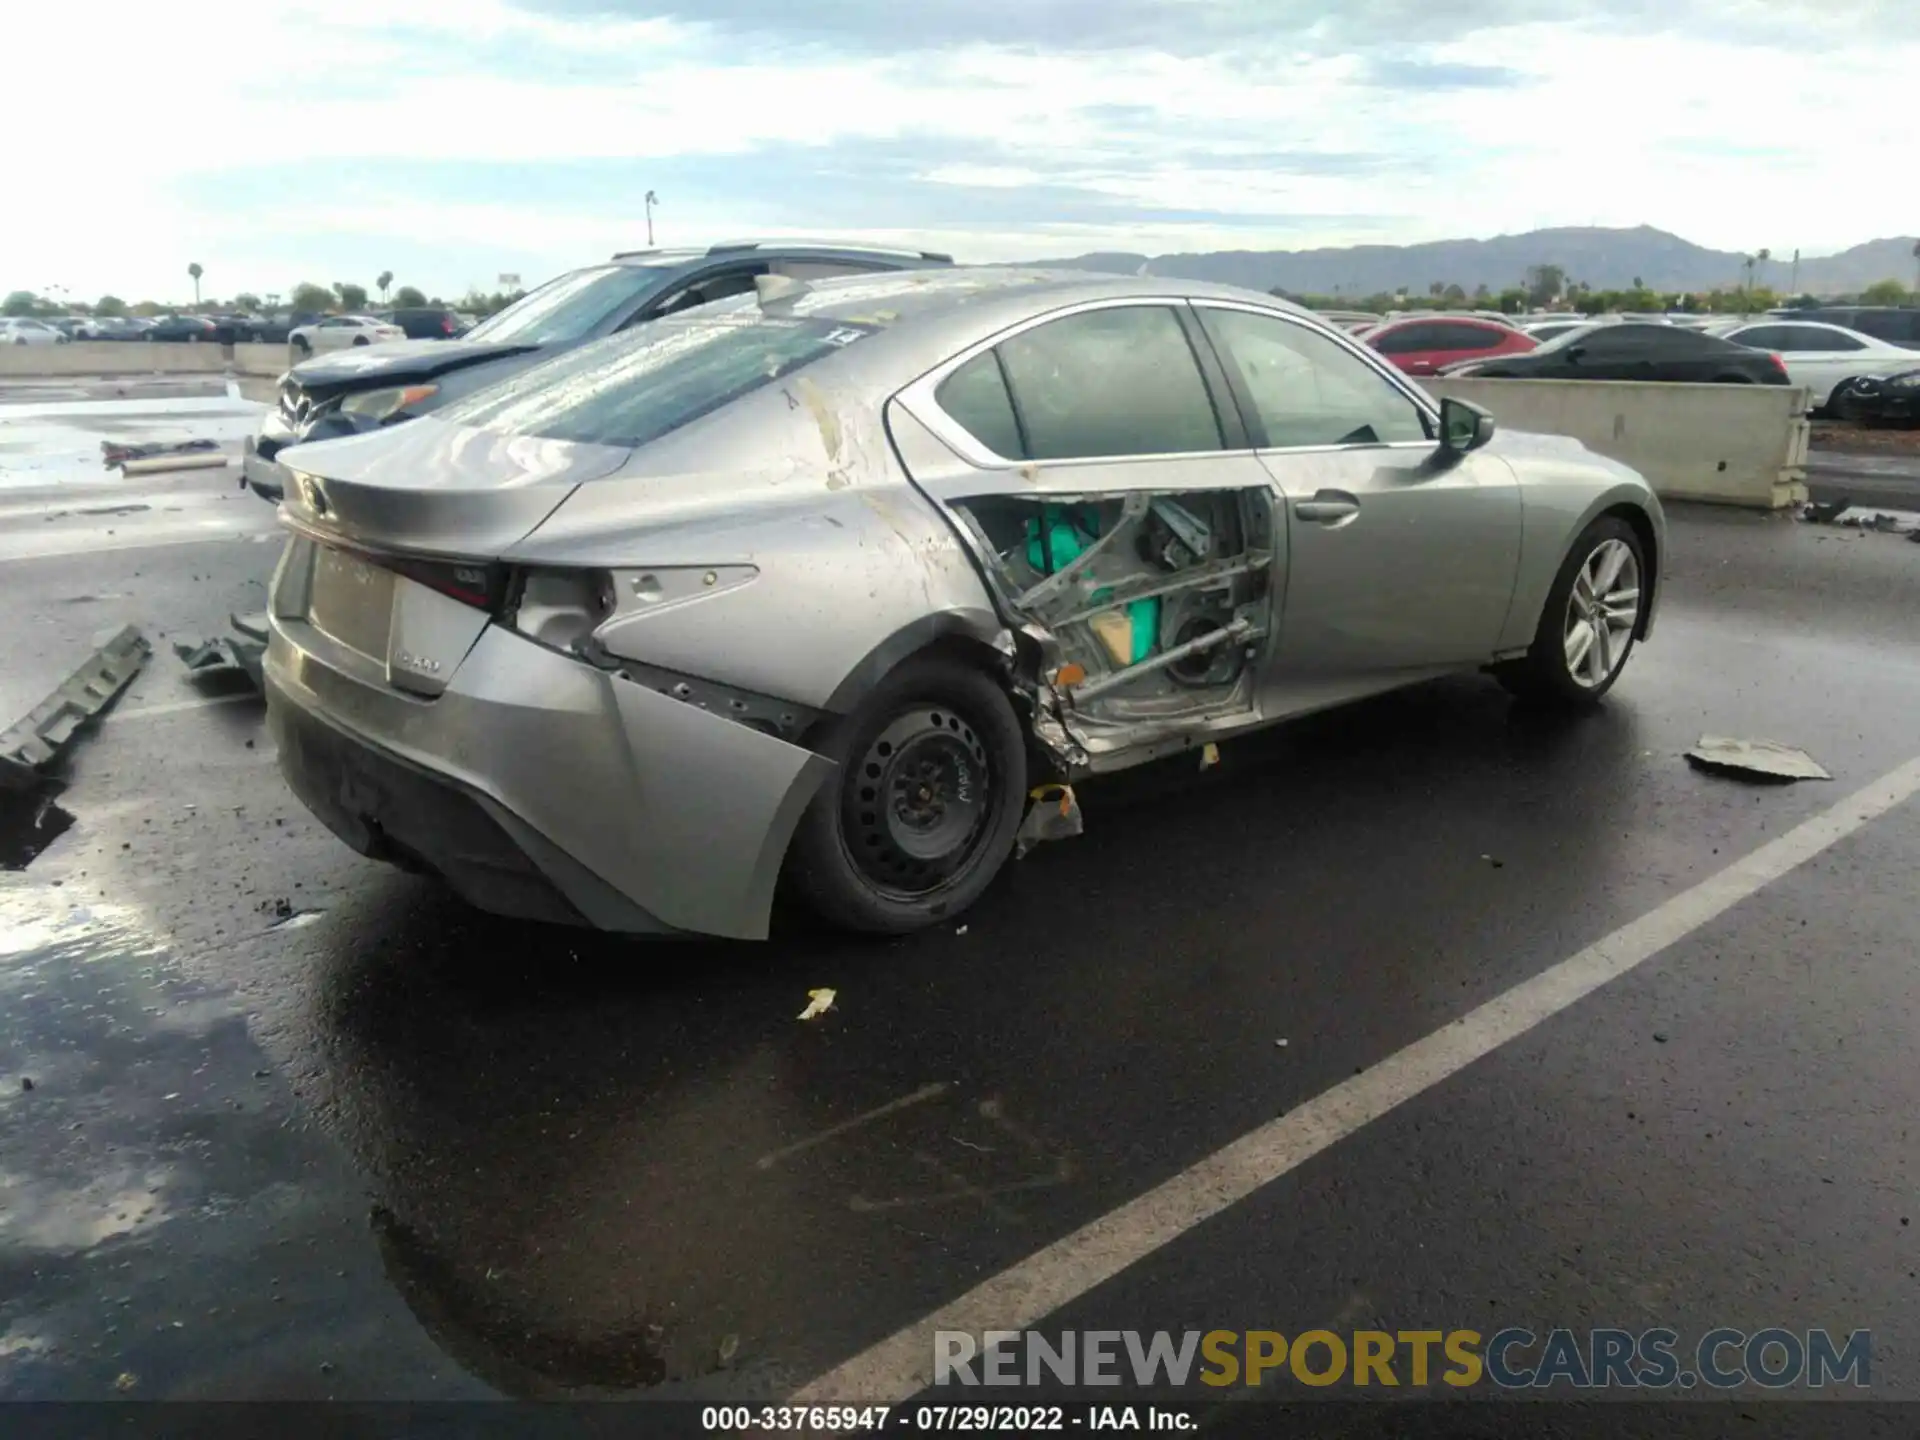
1421;377;1811;510
0;341;295;378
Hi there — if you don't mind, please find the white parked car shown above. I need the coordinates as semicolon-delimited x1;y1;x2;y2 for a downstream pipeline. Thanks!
287;314;406;356
1711;320;1920;411
0;317;67;346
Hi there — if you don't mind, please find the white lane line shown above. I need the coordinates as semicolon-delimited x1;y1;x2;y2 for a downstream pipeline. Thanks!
111;692;261;723
791;753;1920;1405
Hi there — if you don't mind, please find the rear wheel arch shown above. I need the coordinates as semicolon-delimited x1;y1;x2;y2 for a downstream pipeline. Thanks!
818;612;1017;724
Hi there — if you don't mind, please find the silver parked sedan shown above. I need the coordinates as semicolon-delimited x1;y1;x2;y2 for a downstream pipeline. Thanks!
262;269;1664;939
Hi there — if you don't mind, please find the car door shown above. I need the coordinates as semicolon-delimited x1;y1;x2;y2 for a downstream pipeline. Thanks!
1368;321;1448;375
885;300;1285;757
1782;325;1871;403
1191;302;1523;710
310;318;351;351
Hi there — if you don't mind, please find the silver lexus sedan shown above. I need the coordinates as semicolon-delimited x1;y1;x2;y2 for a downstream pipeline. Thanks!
262;269;1664;940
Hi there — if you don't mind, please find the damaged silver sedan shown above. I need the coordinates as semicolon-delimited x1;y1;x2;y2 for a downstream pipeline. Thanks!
261;270;1664;939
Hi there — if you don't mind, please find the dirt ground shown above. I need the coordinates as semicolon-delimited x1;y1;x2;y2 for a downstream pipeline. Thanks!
1811;418;1920;455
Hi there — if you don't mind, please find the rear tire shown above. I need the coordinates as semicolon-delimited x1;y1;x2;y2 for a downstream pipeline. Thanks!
293;337;311;356
1497;516;1647;707
787;656;1026;935
352;336;369;346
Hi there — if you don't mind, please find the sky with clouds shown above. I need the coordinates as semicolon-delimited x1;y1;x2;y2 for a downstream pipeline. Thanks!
4;0;1913;305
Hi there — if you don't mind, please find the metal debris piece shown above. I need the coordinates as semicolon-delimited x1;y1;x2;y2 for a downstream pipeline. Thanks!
1685;735;1832;783
174;636;265;689
229;611;269;643
1800;498;1849;524
1014;782;1084;858
121;454;229;476
101;438;220;468
0;626;149;789
797;988;837;1022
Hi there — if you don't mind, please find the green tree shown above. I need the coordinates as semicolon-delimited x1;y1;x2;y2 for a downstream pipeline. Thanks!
332;281;369;311
393;285;427;307
131;300;163;318
1428;281;1444;297
94;295;128;317
188;262;204;305
1523;264;1565;307
2;290;37;317
1472;283;1491;303
377;270;394;303
1442;283;1467;304
1495;286;1527;314
289;282;333;315
1861;278;1910;305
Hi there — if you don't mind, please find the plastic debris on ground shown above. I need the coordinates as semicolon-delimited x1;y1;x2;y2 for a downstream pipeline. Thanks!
797;988;837;1022
1799;500;1920;536
1;625;149;792
1685;735;1833;783
174;612;270;690
1199;742;1220;772
1014;782;1084;858
100;437;220;471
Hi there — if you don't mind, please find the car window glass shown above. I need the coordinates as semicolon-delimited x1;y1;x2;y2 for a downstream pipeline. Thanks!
1370;323;1440;355
936;352;1025;459
1199;306;1429;448
1734;326;1792;350
465;262;683;345
995;306;1223;460
435;314;875;449
645;266;771;321
1432;322;1504;352
1851;312;1918;344
1805;328;1865;352
774;260;885;280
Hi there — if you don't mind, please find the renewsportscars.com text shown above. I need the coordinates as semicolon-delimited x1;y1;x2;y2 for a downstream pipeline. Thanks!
934;1328;1871;1390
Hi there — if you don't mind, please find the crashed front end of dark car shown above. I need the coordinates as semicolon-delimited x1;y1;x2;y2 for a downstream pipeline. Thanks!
1833;368;1920;425
260;269;1665;941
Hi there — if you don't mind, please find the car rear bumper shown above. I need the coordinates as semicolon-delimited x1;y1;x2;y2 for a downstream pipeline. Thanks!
263;537;833;940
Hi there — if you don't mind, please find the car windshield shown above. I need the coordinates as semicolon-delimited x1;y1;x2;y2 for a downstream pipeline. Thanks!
435;312;877;448
463;264;679;346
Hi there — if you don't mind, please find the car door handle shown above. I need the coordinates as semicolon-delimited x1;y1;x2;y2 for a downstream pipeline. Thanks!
1294;492;1361;523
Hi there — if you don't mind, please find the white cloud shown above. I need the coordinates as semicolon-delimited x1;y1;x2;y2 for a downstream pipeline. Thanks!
0;1;1913;301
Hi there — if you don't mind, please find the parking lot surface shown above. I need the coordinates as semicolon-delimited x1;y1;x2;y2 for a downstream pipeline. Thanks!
3;384;1919;1424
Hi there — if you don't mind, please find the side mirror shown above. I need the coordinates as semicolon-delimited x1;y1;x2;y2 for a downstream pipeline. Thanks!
1439;396;1495;455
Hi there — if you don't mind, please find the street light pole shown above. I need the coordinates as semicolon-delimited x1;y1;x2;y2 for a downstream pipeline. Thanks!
645;190;659;247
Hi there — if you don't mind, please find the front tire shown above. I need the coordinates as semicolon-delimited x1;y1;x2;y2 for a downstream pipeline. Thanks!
1497;516;1646;707
787;656;1027;934
293;337;311;356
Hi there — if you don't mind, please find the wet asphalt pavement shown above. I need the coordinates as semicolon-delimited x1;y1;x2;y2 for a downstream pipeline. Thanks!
4;382;1920;1425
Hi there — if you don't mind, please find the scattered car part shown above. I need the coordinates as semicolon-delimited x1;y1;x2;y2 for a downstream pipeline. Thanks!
120;453;229;477
0;625;149;791
174;636;266;688
1685;736;1832;782
1013;783;1084;858
101;438;219;468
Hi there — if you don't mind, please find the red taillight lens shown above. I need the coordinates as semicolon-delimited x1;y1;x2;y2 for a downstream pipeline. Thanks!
380;554;504;610
1770;353;1787;375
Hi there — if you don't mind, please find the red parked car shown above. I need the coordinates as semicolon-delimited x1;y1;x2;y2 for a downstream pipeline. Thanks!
1363;316;1537;377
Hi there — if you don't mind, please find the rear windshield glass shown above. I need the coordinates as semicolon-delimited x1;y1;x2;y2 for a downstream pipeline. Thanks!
463;264;677;346
435;314;875;448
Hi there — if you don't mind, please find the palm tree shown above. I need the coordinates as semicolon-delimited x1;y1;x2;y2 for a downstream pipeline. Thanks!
1756;247;1771;290
187;262;203;307
377;270;394;304
1911;238;1919;295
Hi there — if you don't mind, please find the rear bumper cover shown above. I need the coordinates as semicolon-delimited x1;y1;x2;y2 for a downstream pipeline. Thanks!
264;568;834;940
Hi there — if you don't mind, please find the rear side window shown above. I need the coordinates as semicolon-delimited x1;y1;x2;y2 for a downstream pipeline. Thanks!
1369;324;1441;355
436;315;873;448
1429;322;1504;352
936;352;1024;459
994;306;1223;460
1731;325;1794;350
1197;307;1429;448
1854;312;1920;345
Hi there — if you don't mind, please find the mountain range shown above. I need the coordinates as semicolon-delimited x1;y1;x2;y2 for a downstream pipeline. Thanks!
1025;226;1920;298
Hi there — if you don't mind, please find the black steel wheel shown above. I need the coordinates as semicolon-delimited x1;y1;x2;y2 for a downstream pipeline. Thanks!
787;656;1026;934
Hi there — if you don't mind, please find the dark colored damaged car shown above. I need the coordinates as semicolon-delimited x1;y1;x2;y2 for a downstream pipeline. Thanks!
240;241;954;502
1831;366;1920;426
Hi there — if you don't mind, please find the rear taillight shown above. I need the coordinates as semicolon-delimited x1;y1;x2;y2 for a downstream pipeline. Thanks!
379;554;507;610
442;317;453;334
1769;353;1788;376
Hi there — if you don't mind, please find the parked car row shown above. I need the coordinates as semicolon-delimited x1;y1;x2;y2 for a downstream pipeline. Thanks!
251;242;1667;941
0;317;69;346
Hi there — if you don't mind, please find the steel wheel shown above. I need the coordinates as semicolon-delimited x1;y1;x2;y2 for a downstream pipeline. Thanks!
842;706;993;899
1563;537;1641;689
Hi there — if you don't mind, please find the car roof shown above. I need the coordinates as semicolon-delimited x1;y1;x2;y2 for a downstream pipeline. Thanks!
607;240;955;268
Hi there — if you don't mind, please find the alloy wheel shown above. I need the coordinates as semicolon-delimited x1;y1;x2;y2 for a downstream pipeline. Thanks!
1563;538;1641;689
